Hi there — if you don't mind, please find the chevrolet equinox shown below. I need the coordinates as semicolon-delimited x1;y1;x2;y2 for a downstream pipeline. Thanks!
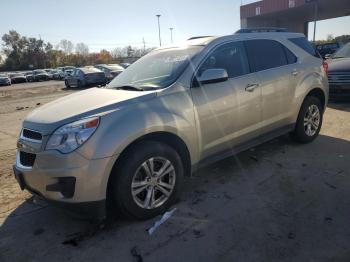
14;31;329;220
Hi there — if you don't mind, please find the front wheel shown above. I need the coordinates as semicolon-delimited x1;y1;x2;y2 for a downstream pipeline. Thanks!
110;141;184;220
291;96;323;143
65;80;70;88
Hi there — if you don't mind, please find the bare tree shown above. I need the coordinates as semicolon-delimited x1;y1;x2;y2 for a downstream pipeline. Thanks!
57;39;74;54
75;42;89;55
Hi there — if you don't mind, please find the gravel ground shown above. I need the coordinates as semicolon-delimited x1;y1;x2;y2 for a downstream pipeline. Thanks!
0;83;349;262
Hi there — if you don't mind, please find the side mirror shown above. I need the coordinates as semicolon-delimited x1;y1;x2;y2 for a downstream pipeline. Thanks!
197;69;228;85
324;54;332;60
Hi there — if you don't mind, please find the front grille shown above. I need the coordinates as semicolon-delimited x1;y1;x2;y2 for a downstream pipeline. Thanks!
22;129;42;141
19;151;36;167
328;71;350;86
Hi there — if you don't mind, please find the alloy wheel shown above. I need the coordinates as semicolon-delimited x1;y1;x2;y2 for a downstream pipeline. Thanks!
304;104;320;137
131;157;176;209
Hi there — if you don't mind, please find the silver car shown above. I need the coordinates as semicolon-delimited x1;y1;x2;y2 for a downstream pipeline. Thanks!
14;31;328;220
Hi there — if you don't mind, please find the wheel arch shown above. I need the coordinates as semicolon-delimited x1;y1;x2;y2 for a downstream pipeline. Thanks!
305;88;326;111
106;131;192;200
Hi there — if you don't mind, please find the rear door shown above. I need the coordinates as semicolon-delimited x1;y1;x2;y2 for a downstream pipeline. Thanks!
191;41;262;160
245;39;298;134
69;69;78;87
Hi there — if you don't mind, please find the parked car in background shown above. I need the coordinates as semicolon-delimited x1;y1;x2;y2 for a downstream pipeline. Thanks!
54;69;65;80
316;42;340;59
120;63;130;69
24;71;34;82
0;74;11;86
44;69;54;80
94;64;124;82
50;69;58;80
8;72;27;84
33;70;49;81
64;66;76;71
64;70;73;78
327;43;350;97
65;67;106;88
14;31;328;220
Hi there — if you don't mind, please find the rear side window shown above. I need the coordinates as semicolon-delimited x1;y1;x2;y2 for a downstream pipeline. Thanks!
289;37;319;57
284;47;297;64
198;41;250;78
245;39;288;72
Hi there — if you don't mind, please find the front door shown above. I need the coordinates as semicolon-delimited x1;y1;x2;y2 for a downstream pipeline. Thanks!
191;41;262;160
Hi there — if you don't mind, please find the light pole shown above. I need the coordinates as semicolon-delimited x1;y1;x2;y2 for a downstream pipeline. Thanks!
169;27;174;43
313;1;318;42
156;15;162;46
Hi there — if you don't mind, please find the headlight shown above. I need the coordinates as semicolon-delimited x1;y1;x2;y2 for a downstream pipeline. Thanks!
46;117;100;153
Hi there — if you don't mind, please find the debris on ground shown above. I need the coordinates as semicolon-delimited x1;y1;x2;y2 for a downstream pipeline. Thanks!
324;182;337;190
250;155;258;162
288;232;296;239
193;229;204;238
148;208;177;235
325;217;333;223
130;246;143;262
62;222;105;247
33;228;45;236
16;106;24;110
36;102;41;106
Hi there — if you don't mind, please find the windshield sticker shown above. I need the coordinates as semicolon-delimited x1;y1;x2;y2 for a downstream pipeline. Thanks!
164;55;189;63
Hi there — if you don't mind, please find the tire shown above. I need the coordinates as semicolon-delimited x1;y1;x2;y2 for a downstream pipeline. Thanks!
290;96;323;144
110;141;184;220
65;80;70;88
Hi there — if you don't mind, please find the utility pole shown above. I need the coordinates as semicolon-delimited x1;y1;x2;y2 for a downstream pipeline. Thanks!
169;28;174;43
143;37;146;54
156;14;162;46
313;1;318;42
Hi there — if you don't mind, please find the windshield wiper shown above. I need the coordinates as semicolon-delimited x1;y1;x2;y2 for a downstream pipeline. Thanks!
114;85;144;91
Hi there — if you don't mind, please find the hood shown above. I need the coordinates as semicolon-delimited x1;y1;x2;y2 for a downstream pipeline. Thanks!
328;57;350;72
24;87;157;135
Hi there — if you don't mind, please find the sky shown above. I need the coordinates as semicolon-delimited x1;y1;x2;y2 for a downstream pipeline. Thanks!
0;0;349;52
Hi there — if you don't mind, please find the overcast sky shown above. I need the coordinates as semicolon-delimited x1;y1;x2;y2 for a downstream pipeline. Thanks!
1;0;349;52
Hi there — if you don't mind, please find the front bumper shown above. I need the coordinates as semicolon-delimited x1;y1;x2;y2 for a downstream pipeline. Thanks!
14;148;117;219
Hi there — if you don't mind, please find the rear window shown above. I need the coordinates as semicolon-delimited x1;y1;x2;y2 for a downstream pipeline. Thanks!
289;37;319;58
245;39;288;72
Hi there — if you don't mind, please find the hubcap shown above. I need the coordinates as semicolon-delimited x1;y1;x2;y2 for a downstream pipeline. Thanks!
131;157;176;210
304;104;320;137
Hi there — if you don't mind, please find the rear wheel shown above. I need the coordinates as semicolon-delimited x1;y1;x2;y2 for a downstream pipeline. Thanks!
291;96;323;143
65;80;70;88
110;141;184;220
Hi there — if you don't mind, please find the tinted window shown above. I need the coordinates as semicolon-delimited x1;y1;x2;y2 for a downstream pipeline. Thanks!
245;40;288;72
289;37;319;57
198;41;250;78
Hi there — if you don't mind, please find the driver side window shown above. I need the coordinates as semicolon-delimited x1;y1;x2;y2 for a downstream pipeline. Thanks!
198;41;250;78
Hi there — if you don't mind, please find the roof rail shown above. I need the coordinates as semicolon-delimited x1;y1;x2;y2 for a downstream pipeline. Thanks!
235;27;288;34
187;36;213;40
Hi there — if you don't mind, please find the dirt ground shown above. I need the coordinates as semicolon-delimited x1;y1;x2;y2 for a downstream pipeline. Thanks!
0;83;349;262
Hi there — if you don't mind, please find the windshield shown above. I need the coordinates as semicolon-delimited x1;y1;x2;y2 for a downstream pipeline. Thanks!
333;43;350;58
108;46;203;90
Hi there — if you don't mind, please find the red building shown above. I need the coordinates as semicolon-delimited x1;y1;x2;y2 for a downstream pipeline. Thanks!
240;0;350;35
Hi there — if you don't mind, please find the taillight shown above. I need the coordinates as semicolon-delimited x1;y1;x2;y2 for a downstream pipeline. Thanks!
323;61;328;76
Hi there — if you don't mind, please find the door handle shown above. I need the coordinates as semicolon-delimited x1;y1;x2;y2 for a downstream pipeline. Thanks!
292;69;298;76
245;83;259;92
